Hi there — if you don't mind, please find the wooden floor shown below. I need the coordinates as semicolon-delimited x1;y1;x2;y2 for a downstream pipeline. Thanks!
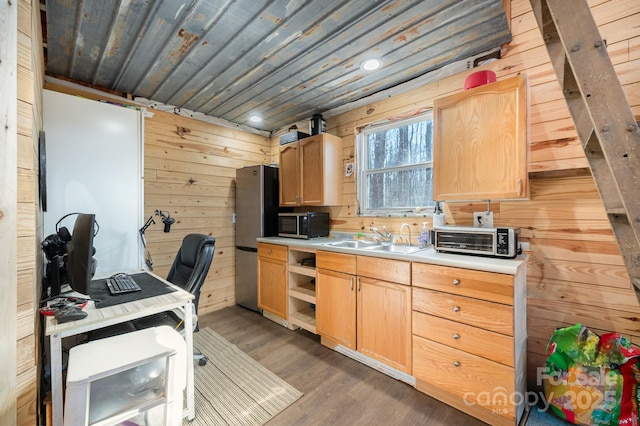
198;305;487;426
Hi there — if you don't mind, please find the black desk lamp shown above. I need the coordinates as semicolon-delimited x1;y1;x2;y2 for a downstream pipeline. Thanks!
139;210;175;270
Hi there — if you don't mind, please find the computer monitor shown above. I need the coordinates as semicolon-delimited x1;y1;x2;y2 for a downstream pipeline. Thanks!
66;213;97;295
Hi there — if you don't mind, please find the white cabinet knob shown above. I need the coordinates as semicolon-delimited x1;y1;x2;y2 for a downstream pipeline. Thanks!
452;279;460;285
453;306;460;312
453;361;460;367
452;333;460;340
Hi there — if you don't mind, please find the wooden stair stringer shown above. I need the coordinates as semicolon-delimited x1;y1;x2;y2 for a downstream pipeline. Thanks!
529;0;640;289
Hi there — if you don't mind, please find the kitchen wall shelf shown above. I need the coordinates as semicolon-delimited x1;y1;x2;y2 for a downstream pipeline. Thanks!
287;246;317;334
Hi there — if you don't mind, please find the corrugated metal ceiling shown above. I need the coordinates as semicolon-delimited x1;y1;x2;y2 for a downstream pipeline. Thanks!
44;0;511;133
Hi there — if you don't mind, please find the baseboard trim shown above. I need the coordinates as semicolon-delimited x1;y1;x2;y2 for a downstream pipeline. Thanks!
262;311;288;328
333;344;416;386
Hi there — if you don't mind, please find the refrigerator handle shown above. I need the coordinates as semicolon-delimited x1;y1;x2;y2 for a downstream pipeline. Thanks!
236;246;258;253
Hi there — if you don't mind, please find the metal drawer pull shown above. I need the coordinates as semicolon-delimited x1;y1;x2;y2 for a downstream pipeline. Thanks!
453;306;460;312
452;333;460;340
453;361;461;367
452;279;460;285
350;278;354;291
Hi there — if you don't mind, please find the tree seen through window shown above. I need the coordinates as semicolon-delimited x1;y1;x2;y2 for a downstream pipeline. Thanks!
359;114;434;213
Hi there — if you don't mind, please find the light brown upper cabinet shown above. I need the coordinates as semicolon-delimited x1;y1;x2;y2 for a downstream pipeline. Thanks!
279;134;343;206
433;74;528;201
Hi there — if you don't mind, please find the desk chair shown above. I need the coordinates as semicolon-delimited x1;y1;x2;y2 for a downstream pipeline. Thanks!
132;234;216;365
89;234;215;365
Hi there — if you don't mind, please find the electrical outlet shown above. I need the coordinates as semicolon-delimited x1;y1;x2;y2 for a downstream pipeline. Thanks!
345;162;354;177
474;211;493;228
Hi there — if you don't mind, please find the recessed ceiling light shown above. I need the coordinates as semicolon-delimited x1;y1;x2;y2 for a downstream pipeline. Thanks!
361;58;383;71
249;115;262;123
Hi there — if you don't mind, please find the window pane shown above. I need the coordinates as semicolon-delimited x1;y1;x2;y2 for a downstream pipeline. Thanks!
366;120;433;170
367;168;433;209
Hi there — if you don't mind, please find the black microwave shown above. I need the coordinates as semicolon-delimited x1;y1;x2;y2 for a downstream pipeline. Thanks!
278;212;330;239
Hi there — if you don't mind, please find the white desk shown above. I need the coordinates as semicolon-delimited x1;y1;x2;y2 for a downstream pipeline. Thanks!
44;271;195;426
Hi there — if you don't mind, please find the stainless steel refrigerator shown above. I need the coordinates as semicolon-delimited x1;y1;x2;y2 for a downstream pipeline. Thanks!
235;165;281;311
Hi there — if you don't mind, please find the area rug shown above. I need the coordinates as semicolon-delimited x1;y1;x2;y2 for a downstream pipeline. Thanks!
184;327;303;425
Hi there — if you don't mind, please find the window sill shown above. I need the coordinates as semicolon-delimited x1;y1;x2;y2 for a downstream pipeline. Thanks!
357;212;434;218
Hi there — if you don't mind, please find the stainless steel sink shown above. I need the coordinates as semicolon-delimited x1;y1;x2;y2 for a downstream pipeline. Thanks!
324;240;382;249
320;239;427;254
364;244;427;254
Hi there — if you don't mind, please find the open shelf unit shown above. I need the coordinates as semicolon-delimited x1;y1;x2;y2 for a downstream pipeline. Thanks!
287;246;317;333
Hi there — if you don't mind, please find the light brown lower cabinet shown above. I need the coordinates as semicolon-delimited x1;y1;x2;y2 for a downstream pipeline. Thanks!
316;251;357;349
316;251;412;374
412;262;526;426
356;275;411;373
316;267;356;349
261;242;526;426
257;243;288;320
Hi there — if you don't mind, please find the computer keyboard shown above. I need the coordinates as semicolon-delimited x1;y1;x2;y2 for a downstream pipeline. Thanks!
106;273;142;295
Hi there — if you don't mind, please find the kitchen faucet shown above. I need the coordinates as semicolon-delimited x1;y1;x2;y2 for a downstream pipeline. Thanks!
370;226;392;242
398;223;412;246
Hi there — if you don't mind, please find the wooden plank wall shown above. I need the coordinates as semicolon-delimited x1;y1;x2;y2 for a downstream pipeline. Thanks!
16;0;43;424
1;0;19;424
300;0;639;390
143;110;273;314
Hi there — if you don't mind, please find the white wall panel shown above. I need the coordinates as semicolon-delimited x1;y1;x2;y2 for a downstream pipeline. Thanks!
43;90;143;279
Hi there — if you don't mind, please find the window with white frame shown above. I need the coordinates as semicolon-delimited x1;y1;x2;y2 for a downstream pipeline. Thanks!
357;112;434;215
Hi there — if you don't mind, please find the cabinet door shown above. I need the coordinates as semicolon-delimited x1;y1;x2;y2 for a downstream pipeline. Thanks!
433;74;528;201
299;136;324;205
357;277;412;373
316;268;356;349
257;256;287;319
279;143;300;206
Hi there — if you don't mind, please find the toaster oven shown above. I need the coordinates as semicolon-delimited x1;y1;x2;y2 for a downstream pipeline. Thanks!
433;226;520;258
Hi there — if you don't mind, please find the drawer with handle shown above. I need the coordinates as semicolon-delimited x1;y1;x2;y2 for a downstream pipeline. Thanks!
257;243;288;261
412;311;514;367
413;287;513;336
413;335;516;422
412;263;514;305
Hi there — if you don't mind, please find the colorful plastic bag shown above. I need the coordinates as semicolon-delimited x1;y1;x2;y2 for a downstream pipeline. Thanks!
543;323;640;425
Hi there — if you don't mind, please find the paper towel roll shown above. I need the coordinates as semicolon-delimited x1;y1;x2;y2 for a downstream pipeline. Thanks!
432;212;445;227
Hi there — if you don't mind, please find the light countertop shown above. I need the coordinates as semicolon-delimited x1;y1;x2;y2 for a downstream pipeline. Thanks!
257;236;526;276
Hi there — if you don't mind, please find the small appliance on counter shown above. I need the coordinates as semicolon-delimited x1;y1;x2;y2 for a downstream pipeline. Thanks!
278;212;330;239
433;225;520;258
